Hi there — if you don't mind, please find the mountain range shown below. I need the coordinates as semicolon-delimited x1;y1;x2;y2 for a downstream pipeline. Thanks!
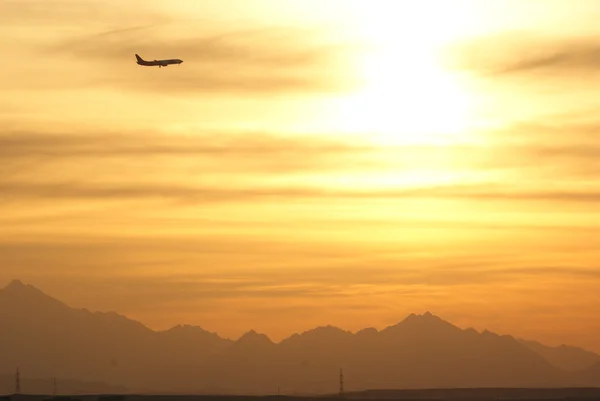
1;279;599;395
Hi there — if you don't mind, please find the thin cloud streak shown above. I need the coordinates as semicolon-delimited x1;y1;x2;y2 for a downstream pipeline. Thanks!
0;131;371;158
497;41;600;75
3;122;600;204
0;0;165;26
3;258;599;302
21;22;357;94
50;25;337;67
4;123;600;177
0;130;379;179
2;1;358;94
4;211;600;234
3;181;600;204
447;33;600;77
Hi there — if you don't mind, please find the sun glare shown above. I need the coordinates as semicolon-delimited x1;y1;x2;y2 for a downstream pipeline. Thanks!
333;1;479;146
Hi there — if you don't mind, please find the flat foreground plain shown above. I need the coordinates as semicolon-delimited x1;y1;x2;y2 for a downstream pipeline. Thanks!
4;388;600;401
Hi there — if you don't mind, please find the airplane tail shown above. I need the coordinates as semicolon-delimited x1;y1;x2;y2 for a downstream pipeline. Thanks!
135;54;145;63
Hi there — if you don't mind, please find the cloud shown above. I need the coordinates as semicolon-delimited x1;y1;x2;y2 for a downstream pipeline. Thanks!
1;1;358;94
4;119;600;206
0;130;369;158
426;120;600;179
3;120;600;162
51;25;333;67
447;32;600;77
3;120;594;164
0;0;165;27
2;128;600;204
2;179;600;204
497;42;600;75
510;144;600;178
0;130;375;182
26;22;356;94
3;243;599;302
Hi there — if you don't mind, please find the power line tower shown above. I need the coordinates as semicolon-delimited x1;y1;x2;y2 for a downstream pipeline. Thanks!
339;368;344;397
15;367;21;394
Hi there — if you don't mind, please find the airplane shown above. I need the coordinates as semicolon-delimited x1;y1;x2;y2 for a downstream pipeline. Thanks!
135;54;183;68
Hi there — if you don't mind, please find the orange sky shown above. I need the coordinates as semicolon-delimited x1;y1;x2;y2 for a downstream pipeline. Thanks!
1;0;600;353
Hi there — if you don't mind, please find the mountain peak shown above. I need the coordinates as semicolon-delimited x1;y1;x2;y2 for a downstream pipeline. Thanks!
237;330;273;345
309;325;349;334
403;311;445;324
168;324;205;332
355;327;378;336
3;279;46;297
164;324;224;338
415;311;437;319
382;311;460;335
5;279;28;291
0;279;68;311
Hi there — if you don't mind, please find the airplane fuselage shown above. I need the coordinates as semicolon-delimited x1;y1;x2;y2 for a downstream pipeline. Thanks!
135;54;183;68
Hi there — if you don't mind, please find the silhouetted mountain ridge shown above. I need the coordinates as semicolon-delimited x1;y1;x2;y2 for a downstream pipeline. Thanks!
1;280;599;394
1;279;69;312
519;338;600;371
159;324;230;347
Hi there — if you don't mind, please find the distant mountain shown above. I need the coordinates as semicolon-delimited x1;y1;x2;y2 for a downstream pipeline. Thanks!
1;279;599;394
519;339;600;371
574;361;600;387
0;280;231;392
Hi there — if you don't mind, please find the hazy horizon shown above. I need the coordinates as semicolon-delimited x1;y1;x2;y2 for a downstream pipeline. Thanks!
2;279;600;394
2;0;600;357
2;278;599;353
1;278;534;342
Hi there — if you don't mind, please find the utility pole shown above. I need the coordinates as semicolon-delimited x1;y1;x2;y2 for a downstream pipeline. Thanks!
339;368;344;397
53;377;57;396
15;367;21;394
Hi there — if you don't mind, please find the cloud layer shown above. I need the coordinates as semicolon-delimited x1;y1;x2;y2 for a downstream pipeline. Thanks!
1;0;360;98
2;124;600;205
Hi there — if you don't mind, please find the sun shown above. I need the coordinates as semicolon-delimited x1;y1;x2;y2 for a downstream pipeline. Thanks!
331;1;479;146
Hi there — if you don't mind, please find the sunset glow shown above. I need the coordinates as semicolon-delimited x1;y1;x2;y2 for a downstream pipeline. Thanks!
333;1;478;145
2;0;600;356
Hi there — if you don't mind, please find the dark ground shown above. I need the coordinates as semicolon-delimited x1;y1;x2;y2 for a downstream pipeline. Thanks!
4;388;600;401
